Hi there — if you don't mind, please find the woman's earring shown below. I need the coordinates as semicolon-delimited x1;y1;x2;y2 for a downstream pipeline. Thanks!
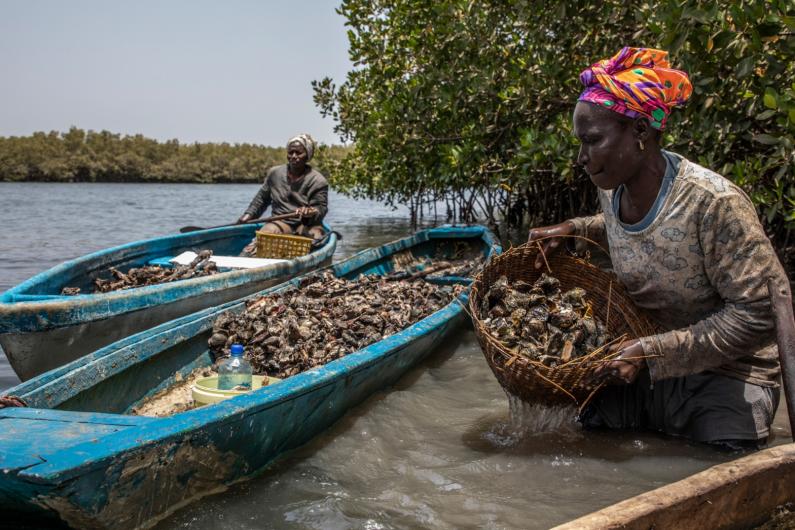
638;139;645;151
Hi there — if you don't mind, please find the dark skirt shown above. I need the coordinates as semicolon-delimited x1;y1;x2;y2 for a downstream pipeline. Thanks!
580;370;780;443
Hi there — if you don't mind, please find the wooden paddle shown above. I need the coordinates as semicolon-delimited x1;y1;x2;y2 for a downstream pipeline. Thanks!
769;277;795;439
179;212;300;233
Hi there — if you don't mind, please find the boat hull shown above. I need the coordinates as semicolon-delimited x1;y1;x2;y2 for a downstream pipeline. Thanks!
14;313;461;529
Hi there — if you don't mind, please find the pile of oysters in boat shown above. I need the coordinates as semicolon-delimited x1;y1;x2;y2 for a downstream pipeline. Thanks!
208;251;483;378
209;272;462;378
478;274;613;367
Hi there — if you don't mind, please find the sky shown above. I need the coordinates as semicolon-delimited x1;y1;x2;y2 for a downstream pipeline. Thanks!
0;1;353;146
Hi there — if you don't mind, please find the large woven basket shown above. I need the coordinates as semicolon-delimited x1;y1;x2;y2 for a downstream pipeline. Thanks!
470;240;659;407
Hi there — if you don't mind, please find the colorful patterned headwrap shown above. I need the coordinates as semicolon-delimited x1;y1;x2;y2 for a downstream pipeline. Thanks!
287;133;316;161
578;47;692;130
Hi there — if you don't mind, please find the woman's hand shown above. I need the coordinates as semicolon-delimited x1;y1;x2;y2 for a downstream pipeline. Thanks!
296;206;318;219
591;339;646;385
527;221;576;270
237;213;253;224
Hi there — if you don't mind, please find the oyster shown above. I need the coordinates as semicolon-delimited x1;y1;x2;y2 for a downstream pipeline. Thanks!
480;273;613;364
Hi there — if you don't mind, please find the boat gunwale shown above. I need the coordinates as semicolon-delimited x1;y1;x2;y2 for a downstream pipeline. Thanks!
6;225;500;483
551;441;795;530
2;223;266;298
0;225;337;332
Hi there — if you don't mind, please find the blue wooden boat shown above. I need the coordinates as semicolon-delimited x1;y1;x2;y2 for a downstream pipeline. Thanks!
0;223;337;381
0;225;500;529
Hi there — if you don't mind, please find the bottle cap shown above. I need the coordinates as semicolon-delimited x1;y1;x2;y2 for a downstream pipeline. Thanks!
230;344;244;357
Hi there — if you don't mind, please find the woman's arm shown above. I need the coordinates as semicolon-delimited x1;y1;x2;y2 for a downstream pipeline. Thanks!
569;213;608;250
642;192;786;380
528;212;610;269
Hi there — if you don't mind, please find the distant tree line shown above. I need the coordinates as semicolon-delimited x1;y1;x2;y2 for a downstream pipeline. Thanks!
0;127;350;184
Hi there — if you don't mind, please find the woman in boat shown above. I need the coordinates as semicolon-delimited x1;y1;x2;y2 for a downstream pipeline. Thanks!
238;133;328;255
529;47;788;450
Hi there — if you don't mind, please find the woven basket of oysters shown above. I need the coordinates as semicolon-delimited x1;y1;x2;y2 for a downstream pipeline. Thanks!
469;238;659;407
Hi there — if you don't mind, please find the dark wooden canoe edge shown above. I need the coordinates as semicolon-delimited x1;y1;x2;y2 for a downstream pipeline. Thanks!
553;442;795;530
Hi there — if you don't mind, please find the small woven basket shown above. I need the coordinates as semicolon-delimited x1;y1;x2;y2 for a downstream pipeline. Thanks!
255;231;312;259
469;240;659;407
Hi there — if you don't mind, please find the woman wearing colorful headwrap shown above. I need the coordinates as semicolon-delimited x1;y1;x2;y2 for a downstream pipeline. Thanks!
529;47;788;449
238;133;329;254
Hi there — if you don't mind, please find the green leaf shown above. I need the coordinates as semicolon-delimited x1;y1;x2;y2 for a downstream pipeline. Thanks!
789;109;795;123
763;89;778;109
757;22;781;38
757;109;776;120
767;206;778;223
736;56;756;79
711;30;735;50
753;134;780;145
682;6;711;24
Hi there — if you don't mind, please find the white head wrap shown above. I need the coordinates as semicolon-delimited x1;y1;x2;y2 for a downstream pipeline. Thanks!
287;133;316;161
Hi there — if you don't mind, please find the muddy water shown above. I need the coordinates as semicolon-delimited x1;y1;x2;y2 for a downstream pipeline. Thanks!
154;339;791;529
0;182;791;529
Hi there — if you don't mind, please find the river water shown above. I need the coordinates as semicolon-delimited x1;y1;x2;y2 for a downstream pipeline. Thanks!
0;182;791;529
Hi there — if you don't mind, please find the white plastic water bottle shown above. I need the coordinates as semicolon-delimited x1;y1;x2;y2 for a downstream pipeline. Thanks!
217;343;253;391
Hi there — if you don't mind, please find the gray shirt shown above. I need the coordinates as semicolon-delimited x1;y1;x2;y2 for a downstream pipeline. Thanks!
571;155;786;387
244;164;329;227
